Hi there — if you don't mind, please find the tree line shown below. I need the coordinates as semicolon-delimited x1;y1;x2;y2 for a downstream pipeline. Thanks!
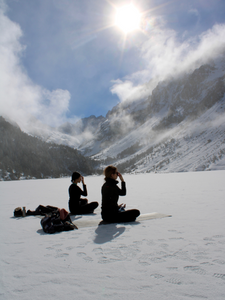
0;117;98;180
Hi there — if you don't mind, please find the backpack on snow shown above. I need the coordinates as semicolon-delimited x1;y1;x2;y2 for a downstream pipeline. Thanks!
40;211;77;234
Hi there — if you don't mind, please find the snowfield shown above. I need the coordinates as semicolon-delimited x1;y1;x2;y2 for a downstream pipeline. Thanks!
1;171;225;300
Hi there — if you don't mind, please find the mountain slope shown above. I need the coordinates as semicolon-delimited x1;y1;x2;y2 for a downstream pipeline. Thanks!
82;55;225;172
0;117;97;180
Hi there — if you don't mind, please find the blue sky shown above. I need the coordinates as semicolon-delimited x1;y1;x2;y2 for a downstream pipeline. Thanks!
1;0;225;127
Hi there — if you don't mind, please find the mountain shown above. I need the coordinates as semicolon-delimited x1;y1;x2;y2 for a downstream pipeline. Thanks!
4;54;225;176
0;117;98;180
78;55;225;173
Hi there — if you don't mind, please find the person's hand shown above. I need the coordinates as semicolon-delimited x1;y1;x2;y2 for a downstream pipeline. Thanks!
118;172;124;182
81;176;85;184
118;203;126;212
119;203;126;209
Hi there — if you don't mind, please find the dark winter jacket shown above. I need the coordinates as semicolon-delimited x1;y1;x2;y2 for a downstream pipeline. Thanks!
68;183;87;212
101;178;126;216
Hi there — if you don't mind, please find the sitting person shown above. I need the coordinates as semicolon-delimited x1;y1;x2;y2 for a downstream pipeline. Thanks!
68;172;98;215
101;165;140;223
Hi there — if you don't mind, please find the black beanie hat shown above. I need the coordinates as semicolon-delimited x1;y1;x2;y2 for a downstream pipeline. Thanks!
71;172;81;182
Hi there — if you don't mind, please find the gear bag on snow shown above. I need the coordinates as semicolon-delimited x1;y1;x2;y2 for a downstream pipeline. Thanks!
41;211;77;234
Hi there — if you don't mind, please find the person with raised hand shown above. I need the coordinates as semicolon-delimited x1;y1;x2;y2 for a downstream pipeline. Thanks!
101;165;140;223
69;172;98;215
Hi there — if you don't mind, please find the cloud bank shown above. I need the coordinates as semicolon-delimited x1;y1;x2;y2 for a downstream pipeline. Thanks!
0;7;73;129
111;23;225;103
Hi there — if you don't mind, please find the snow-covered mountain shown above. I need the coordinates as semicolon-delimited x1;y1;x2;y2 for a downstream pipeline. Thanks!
21;54;225;173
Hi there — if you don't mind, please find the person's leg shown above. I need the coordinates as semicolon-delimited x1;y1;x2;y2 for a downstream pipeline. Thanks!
101;212;116;223
78;202;99;214
79;199;88;206
116;209;140;222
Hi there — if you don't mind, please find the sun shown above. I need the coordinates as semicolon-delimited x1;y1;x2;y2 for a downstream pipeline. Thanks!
115;4;141;34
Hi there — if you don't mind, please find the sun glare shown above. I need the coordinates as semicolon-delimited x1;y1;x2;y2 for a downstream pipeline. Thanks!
115;4;141;34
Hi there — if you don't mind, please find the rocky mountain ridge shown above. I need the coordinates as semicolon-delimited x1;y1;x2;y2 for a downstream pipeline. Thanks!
84;56;225;172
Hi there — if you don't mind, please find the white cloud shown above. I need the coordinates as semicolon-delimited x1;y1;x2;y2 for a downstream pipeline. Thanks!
111;23;225;103
39;89;71;126
0;7;72;129
110;80;144;102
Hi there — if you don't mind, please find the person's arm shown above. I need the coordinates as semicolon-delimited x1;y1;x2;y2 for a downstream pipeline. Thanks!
118;172;126;196
80;176;88;196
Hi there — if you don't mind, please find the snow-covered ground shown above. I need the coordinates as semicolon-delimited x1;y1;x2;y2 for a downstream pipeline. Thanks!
1;171;225;300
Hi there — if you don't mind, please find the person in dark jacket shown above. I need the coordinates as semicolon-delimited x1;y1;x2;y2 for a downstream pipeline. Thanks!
68;172;98;215
101;165;140;223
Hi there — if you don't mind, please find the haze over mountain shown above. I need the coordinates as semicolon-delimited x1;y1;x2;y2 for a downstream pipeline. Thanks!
4;53;224;177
